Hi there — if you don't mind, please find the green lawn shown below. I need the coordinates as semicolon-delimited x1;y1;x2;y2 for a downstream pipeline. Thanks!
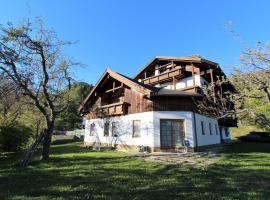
230;125;264;139
1;142;270;200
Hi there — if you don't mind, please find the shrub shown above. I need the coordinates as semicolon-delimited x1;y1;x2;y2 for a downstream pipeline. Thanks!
0;125;32;151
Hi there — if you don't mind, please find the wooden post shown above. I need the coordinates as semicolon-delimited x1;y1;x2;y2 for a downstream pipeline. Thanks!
209;69;216;102
112;81;115;93
173;76;176;90
191;64;195;86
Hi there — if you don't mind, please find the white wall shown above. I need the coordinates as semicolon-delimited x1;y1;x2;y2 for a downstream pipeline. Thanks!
152;111;196;147
85;111;197;148
176;75;201;89
195;113;221;146
84;112;155;147
156;75;207;90
84;111;229;149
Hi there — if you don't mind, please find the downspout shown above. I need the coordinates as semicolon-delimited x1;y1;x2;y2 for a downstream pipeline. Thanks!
193;112;198;151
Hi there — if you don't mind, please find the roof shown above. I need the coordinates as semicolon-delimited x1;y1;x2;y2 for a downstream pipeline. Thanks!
78;68;154;112
116;72;159;92
133;55;219;79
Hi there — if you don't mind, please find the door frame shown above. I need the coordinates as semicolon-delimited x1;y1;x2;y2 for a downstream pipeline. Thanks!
160;119;185;149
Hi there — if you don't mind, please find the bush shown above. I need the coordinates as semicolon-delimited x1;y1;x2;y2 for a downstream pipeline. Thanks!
0;125;32;151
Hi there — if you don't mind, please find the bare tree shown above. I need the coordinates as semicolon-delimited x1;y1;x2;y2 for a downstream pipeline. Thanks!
0;19;77;160
193;77;239;120
240;42;270;102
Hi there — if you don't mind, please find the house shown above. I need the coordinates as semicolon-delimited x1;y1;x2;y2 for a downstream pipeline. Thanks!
79;55;237;152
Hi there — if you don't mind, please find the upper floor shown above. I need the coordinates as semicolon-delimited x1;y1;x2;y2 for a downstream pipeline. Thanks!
134;55;235;94
78;55;237;127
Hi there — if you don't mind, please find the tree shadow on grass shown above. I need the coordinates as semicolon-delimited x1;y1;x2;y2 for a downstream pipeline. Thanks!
0;142;270;200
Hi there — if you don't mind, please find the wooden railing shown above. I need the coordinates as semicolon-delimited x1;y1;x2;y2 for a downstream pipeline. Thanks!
141;68;184;84
179;85;202;94
99;101;129;116
218;115;238;127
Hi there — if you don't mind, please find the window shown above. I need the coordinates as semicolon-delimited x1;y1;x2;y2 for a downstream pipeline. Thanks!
225;128;229;137
160;119;184;147
132;120;141;137
201;121;205;135
90;123;95;136
104;121;109;136
215;124;218;135
112;122;119;137
209;123;212;135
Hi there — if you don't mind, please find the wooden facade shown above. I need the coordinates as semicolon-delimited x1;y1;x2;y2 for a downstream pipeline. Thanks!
153;96;196;112
124;88;153;114
80;55;237;127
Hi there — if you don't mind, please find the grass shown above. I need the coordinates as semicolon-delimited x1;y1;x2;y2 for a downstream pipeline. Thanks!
1;142;270;200
230;125;264;139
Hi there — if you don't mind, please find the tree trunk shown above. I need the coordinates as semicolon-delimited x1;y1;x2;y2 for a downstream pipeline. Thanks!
41;119;54;160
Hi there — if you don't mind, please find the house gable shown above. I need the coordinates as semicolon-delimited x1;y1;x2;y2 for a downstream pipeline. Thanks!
79;68;154;115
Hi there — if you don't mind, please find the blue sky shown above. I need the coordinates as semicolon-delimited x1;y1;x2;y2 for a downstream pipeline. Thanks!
1;0;270;84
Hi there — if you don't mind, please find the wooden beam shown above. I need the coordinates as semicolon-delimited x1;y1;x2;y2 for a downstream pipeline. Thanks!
105;84;123;93
113;81;115;93
209;69;216;103
192;64;195;86
200;69;212;76
173;76;176;90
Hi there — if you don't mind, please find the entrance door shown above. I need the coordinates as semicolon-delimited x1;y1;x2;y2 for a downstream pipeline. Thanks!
160;119;184;148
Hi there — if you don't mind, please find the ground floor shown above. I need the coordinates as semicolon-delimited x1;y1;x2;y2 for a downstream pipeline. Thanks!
84;111;231;152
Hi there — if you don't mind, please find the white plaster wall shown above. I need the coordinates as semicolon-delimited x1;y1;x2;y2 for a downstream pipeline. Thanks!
84;111;229;149
176;75;202;89
84;112;155;147
85;111;197;148
152;111;196;147
195;113;221;146
156;75;204;90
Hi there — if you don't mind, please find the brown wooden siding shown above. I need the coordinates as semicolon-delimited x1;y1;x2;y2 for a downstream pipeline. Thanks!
153;96;196;111
124;88;153;114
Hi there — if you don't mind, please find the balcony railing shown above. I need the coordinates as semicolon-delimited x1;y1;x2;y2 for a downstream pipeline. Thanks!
141;68;184;84
218;115;238;127
179;85;202;94
99;101;130;116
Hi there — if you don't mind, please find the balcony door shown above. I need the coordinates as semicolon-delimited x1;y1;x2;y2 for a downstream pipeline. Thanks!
160;119;185;148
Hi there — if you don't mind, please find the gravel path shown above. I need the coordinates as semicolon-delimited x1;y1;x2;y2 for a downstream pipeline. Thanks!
138;151;221;168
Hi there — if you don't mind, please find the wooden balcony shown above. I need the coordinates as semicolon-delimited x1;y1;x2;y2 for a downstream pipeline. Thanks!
218;116;238;127
179;85;202;94
142;68;184;85
99;101;130;116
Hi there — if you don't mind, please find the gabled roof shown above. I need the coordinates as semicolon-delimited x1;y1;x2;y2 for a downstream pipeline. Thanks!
78;68;154;112
133;55;219;79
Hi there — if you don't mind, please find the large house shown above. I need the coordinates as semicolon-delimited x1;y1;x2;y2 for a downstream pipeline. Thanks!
79;55;237;152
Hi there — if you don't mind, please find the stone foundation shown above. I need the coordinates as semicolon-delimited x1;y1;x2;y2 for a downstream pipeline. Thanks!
84;142;229;153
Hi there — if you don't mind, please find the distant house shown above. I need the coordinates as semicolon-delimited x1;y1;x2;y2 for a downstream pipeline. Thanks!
79;55;237;151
